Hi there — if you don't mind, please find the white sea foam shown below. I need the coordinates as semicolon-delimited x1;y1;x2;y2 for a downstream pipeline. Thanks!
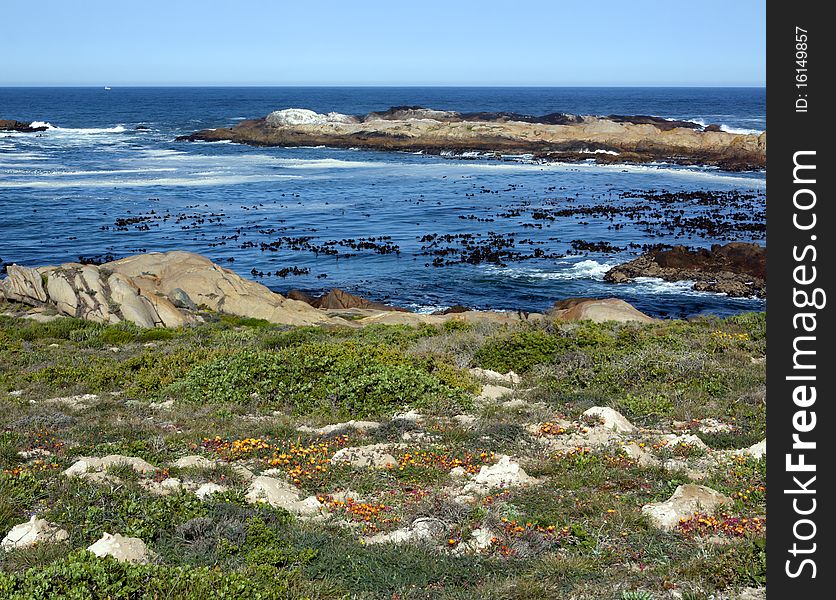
0;173;302;189
30;122;128;134
627;276;764;301
578;149;620;155
38;168;177;177
685;118;763;135
487;259;617;281
446;158;764;185
271;157;387;169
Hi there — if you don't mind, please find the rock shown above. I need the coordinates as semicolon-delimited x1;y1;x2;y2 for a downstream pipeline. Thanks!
265;108;355;127
245;476;322;515
331;444;397;469
0;265;47;304
328;489;361;503
64;455;157;479
87;533;149;564
467;455;537;491
42;393;99;410
179;107;766;171
170;455;217;469
582;406;636;433
452;414;477;427
0;251;336;328
695;418;736;434
476;384;515;402
0;119;50;133
468;368;521;385
660;433;709;450
454;527;496;554
551;298;656;324
169;287;198;310
641;484;731;530
149;399;174;410
734;587;766;600
297;420;381;436
622;442;660;467
292;288;407;312
2;516;68;551
392;410;423;423
143;477;183;496
364;517;444;545
449;466;468;478
605;243;766;298
736;439;766;460
195;482;228;500
500;398;533;410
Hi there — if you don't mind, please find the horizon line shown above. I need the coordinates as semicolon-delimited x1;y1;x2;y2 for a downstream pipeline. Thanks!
0;83;766;89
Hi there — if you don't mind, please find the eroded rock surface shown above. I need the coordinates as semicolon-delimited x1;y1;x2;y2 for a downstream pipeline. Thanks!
605;243;766;298
550;298;656;324
642;484;731;530
2;516;68;551
178;107;765;170
87;533;150;564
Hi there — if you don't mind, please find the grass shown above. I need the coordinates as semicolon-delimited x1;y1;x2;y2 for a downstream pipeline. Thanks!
0;308;766;598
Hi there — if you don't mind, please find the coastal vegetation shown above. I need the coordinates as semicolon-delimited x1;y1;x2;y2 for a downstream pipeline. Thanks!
0;305;766;599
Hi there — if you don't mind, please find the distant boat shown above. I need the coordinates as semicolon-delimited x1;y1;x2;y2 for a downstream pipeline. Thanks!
104;86;111;91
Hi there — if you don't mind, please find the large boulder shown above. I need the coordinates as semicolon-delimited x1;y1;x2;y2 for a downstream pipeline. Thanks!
550;298;655;324
0;251;336;328
641;484;730;530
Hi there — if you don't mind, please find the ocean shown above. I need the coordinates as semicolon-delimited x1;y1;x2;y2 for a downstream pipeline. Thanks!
0;87;765;318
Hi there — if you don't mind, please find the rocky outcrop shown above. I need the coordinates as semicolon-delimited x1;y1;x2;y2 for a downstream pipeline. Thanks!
2;252;668;329
582;406;636;433
364;517;445;545
550;298;656;323
641;484;731;530
63;455;157;482
177;107;766;171
0;119;48;133
288;288;407;311
605;243;766;298
0;251;337;328
245;475;323;516
331;444;398;469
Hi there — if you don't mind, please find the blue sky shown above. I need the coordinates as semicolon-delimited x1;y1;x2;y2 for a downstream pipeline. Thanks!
2;0;765;86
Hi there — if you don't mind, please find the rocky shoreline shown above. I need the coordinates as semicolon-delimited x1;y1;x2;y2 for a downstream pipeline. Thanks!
176;106;766;171
0;251;663;328
605;242;766;298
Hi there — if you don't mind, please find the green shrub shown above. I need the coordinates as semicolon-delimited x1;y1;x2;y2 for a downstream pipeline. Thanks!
705;539;766;589
617;393;674;419
0;550;295;599
474;329;560;373
167;342;473;417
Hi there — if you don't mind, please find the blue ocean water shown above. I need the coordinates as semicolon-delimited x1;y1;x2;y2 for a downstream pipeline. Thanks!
0;87;765;318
